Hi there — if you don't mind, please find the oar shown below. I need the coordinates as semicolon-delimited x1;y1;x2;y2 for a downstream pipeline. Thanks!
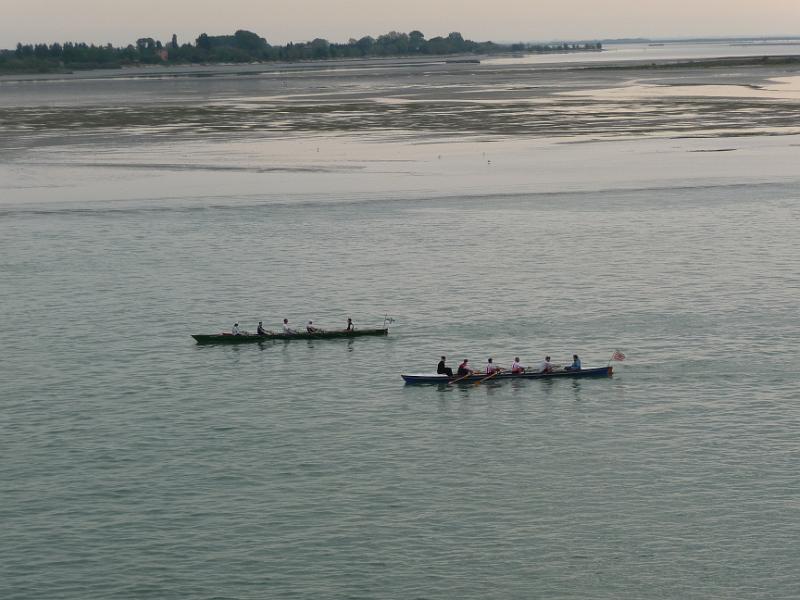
474;369;503;386
447;372;473;385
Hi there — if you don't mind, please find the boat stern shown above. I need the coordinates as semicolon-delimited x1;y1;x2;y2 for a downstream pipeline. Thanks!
401;373;450;384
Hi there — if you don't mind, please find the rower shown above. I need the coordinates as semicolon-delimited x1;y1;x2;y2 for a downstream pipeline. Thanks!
510;357;525;374
485;357;502;374
306;320;321;333
346;317;354;331
257;321;270;335
566;354;582;371
232;322;241;336
282;318;297;334
437;356;453;377
540;356;554;373
457;359;472;377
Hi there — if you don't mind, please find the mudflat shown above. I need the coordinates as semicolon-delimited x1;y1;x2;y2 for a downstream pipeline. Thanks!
1;50;799;148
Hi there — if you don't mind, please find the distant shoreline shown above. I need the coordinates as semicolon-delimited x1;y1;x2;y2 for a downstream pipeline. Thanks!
2;52;798;84
584;54;800;70
0;50;591;81
0;48;603;76
0;29;601;76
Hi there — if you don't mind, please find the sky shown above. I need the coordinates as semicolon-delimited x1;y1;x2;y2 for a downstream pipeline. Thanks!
1;0;798;48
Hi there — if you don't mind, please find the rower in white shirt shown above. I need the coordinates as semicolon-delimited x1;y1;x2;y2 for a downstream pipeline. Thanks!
540;356;554;373
282;318;297;334
485;357;501;374
232;323;242;335
510;357;525;374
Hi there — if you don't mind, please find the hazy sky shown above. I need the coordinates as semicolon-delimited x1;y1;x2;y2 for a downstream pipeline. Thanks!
2;0;798;48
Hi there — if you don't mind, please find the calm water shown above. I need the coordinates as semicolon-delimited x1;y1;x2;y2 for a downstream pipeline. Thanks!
2;53;800;599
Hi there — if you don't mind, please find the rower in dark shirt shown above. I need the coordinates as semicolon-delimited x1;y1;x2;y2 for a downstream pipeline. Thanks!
346;317;354;331
437;356;454;377
257;321;270;335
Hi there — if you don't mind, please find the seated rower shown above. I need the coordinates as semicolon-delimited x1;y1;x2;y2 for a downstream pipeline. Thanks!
540;356;554;373
257;321;271;335
232;322;242;336
346;317;354;331
485;357;502;374
457;359;472;377
565;354;582;371
282;318;297;334
306;320;321;333
437;356;454;377
510;357;525;374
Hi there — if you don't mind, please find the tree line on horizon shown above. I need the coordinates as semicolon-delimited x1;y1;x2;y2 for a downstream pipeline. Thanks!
0;30;601;72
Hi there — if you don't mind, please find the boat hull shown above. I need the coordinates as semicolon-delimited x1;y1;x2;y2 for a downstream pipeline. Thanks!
193;328;388;344
401;366;612;384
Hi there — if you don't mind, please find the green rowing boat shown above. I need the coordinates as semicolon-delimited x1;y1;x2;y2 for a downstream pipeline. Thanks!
192;328;388;344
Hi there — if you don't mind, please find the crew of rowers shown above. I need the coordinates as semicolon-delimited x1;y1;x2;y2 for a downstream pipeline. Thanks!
231;318;355;335
437;354;582;377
